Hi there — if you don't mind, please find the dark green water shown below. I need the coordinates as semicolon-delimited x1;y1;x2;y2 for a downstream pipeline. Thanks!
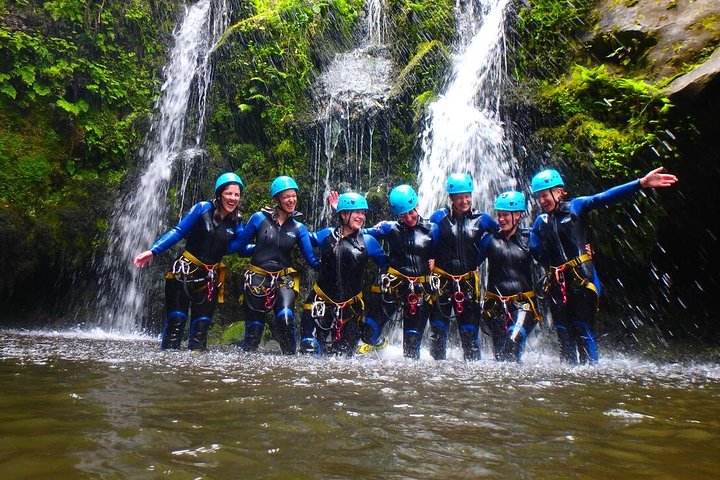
1;330;718;479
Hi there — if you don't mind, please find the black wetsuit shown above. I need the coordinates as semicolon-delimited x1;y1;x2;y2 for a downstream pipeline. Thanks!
363;219;438;359
150;200;245;350
428;207;497;360
530;179;642;364
228;207;319;354
478;228;540;362
300;227;387;356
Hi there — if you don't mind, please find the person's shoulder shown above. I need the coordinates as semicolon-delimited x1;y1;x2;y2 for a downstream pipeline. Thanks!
429;207;449;223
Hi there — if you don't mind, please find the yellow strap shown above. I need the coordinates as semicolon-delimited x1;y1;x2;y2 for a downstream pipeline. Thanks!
313;283;362;307
432;266;474;281
484;290;541;321
386;266;427;284
246;263;297;277
549;253;592;271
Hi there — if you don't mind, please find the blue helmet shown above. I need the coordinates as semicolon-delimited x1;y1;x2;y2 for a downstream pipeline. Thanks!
337;192;368;213
388;184;418;215
494;191;526;212
269;175;299;197
446;173;474;194
530;169;564;194
214;172;244;196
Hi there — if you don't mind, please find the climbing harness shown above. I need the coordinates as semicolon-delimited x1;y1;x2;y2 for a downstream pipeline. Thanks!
432;266;478;318
545;253;598;307
167;250;226;304
243;264;298;311
302;284;364;342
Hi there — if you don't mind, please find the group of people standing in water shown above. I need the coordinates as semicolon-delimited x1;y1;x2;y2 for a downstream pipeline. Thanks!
134;166;677;365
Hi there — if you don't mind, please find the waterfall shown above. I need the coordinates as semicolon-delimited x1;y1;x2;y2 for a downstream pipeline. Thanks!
95;0;230;333
308;0;393;227
417;0;516;217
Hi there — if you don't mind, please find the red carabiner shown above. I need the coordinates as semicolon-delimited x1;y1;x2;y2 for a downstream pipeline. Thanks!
264;287;276;309
453;290;465;314
407;292;419;315
554;265;567;304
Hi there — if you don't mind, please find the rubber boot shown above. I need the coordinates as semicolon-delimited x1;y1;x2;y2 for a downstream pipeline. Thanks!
429;319;448;360
239;321;265;352
459;325;480;361
299;337;322;356
273;308;297;355
161;311;187;350
403;330;422;360
188;316;211;351
555;324;579;365
574;321;598;365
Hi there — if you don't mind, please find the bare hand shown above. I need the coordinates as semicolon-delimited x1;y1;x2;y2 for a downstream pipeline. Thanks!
640;167;678;189
133;250;154;268
327;190;339;211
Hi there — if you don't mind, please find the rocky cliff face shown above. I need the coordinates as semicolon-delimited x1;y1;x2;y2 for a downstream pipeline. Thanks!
589;0;720;99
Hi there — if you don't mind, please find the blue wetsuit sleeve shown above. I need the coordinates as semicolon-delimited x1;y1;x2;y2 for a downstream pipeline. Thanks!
477;232;493;265
312;228;333;247
429;209;445;224
227;211;262;254
150;202;211;255
430;222;440;251
480;212;499;232
529;216;546;263
364;235;389;269
362;221;392;239
572;179;642;214
297;223;320;269
224;221;254;256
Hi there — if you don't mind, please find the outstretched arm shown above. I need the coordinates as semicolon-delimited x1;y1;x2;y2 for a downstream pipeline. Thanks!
640;166;678;189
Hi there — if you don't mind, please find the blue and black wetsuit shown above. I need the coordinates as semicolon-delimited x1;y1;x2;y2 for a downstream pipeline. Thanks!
151;200;247;350
428;207;498;360
300;228;387;356
228;207;319;354
478;228;542;362
363;219;438;359
530;179;642;364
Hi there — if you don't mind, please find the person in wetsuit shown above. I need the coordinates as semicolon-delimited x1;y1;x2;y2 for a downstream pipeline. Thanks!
299;192;388;357
428;173;498;361
361;184;439;359
228;175;319;355
133;172;247;351
479;191;542;363
529;167;678;365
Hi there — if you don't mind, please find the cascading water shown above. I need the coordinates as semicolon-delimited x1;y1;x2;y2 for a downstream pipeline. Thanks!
417;0;516;216
95;0;229;333
308;0;393;226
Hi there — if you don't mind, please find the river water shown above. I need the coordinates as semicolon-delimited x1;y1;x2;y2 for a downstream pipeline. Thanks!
1;329;718;479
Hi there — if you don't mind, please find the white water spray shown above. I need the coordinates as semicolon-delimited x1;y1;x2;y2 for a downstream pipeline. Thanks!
95;0;229;333
417;0;516;216
309;0;393;226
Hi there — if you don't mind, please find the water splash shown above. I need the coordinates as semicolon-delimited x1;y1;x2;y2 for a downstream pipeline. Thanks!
94;0;230;333
308;0;393;226
417;0;516;216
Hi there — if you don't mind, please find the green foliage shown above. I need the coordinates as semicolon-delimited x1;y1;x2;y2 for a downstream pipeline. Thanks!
0;0;178;309
514;0;595;79
534;65;674;178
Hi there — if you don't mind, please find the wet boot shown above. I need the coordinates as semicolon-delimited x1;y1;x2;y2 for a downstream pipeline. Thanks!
161;311;187;350
273;309;297;355
555;324;578;365
403;330;422;360
459;325;481;361
239;321;264;352
574;321;598;365
188;316;211;351
299;337;322;356
429;319;448;360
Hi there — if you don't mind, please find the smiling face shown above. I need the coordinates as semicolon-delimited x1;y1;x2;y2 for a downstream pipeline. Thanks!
276;189;298;214
535;187;563;213
219;184;241;215
399;208;419;227
340;210;366;232
450;193;472;215
497;210;522;235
